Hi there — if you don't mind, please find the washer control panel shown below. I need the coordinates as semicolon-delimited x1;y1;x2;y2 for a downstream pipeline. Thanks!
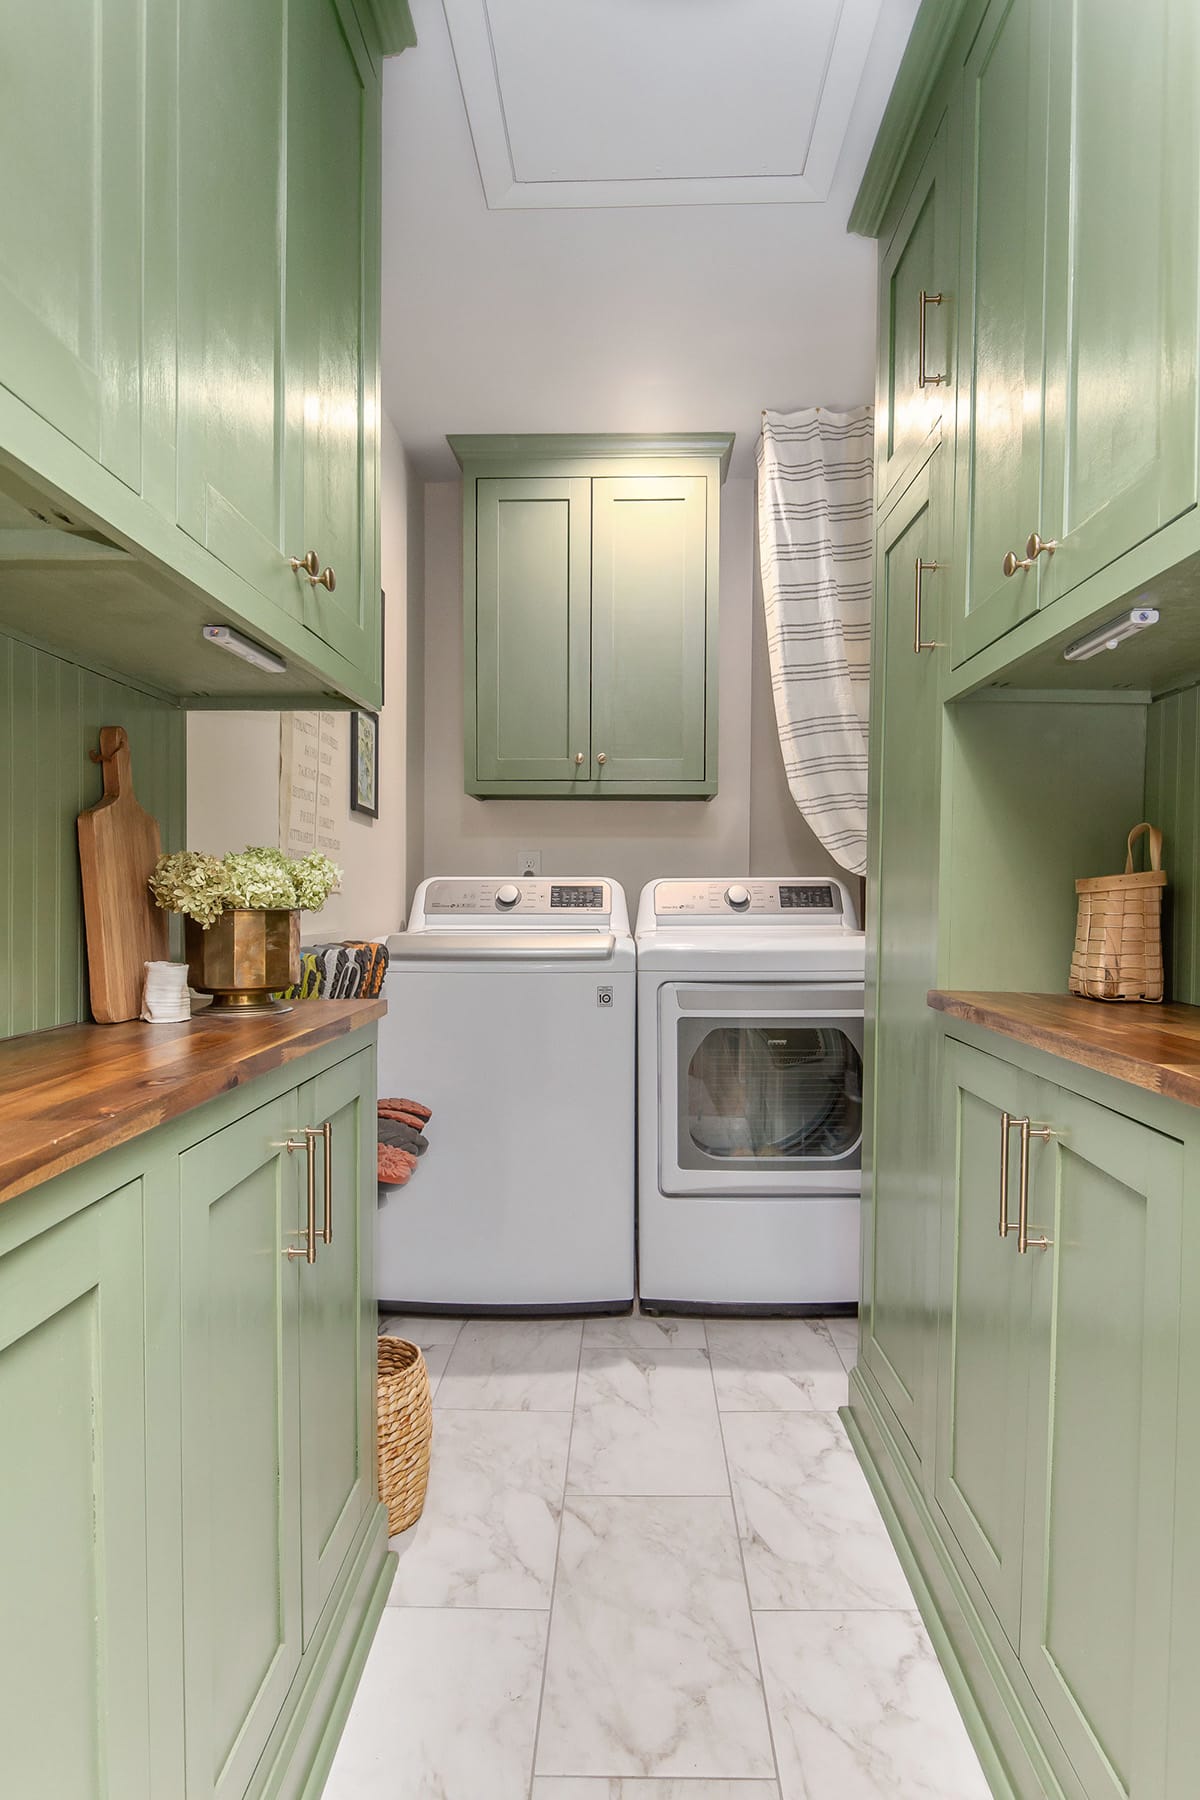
653;879;846;920
424;878;612;917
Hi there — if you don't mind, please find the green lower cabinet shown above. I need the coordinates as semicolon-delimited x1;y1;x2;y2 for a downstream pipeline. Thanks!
1019;1081;1183;1800
0;1177;151;1800
861;458;945;1470
935;1040;1036;1645
180;1097;304;1800
297;1053;376;1642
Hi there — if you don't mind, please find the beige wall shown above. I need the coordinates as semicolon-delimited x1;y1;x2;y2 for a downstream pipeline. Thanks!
186;415;414;942
417;476;840;913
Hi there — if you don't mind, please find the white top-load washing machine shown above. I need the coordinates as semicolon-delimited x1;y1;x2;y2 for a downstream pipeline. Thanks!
378;876;635;1313
636;875;865;1312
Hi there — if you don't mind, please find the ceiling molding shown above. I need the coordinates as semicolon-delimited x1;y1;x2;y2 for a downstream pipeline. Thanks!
449;433;737;480
443;0;886;210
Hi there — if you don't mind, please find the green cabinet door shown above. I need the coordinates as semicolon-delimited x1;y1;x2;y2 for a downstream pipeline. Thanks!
287;0;381;678
877;117;954;509
175;0;302;624
589;476;710;786
0;1179;151;1800
1035;0;1200;611
179;1097;303;1800
934;1038;1037;1645
861;458;945;1471
472;477;593;786
0;0;143;490
952;0;1050;665
1019;1084;1182;1800
297;1050;376;1643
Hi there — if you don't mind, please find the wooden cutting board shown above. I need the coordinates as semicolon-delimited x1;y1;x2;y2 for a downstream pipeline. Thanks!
77;726;169;1023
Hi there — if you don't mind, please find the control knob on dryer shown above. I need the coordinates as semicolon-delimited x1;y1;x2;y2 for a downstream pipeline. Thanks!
725;884;751;911
495;883;521;910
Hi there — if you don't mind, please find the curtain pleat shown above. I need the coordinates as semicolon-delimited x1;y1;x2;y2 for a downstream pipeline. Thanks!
756;406;873;875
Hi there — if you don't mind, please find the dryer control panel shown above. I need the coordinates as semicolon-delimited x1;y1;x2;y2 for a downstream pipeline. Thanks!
652;879;850;921
424;878;612;918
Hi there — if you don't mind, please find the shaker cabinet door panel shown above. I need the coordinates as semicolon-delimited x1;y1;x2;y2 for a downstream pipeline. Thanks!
179;1098;302;1800
1020;1087;1182;1800
1036;0;1200;610
952;0;1050;664
590;476;709;786
287;0;379;673
0;1181;151;1800
175;0;301;623
473;477;593;784
878;118;953;508
297;1051;375;1642
862;462;944;1466
934;1039;1036;1645
0;0;144;490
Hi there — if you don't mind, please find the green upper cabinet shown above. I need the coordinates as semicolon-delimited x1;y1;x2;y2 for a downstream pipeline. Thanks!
861;456;946;1476
287;0;382;681
455;435;729;799
0;0;144;493
474;477;593;785
876;115;955;510
1035;0;1200;611
952;0;1050;665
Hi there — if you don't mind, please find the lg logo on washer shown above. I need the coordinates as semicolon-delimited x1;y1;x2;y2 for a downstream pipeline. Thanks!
596;986;614;1008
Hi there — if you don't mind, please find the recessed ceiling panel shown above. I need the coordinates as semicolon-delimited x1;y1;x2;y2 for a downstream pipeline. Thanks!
443;0;886;207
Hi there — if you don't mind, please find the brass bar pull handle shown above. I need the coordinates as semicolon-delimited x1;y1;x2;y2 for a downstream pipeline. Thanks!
1025;532;1057;561
917;290;946;388
913;558;945;653
282;1134;318;1263
999;1111;1020;1238
1017;1122;1056;1254
317;1121;333;1245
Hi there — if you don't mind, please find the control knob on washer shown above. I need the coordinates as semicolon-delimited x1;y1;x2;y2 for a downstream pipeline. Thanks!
495;883;521;910
725;884;751;911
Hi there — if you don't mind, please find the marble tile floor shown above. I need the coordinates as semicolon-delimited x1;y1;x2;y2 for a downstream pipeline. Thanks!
325;1313;991;1800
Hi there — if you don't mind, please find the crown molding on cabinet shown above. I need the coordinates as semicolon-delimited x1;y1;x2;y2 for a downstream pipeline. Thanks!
448;432;736;482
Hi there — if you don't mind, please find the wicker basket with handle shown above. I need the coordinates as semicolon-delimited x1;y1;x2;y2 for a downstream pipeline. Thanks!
1069;822;1166;1002
377;1336;433;1535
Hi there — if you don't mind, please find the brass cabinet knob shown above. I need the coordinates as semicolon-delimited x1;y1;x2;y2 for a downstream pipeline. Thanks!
574;752;585;766
289;550;320;577
596;751;607;765
1025;531;1057;560
1002;550;1033;576
315;566;336;592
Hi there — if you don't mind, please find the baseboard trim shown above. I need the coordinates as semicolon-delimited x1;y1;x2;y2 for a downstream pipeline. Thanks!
254;1502;395;1800
842;1370;1081;1800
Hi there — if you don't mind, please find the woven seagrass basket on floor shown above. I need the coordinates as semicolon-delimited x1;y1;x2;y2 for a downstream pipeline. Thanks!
377;1336;433;1535
1069;822;1167;1003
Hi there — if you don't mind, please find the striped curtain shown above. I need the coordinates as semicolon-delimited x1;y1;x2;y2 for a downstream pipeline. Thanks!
756;407;874;875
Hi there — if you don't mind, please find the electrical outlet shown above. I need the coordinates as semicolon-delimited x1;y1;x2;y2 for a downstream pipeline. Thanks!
517;848;542;876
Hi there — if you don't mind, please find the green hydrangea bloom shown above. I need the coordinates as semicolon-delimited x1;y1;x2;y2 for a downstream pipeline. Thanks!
148;846;343;927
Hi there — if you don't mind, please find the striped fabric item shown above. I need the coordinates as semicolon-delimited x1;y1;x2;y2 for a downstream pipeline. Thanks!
757;407;874;875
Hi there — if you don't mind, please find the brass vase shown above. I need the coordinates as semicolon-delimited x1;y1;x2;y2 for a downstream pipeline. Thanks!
185;909;301;1012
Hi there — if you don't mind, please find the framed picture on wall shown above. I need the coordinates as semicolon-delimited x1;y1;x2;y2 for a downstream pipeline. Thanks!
350;710;379;818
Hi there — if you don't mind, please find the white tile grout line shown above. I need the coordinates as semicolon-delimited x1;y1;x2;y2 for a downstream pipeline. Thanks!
704;1316;785;1799
526;1318;585;1800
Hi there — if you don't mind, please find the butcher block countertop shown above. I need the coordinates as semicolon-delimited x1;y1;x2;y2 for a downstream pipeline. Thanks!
0;998;386;1207
928;990;1200;1108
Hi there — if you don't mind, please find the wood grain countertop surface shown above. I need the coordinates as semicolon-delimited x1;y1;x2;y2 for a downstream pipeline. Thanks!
928;989;1200;1107
0;998;386;1208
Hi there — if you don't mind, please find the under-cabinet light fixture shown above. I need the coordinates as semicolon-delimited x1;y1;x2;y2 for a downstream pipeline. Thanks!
202;624;287;675
1063;605;1159;662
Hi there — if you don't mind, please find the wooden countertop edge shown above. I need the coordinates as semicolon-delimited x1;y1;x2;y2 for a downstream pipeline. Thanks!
0;999;386;1208
927;990;1200;1107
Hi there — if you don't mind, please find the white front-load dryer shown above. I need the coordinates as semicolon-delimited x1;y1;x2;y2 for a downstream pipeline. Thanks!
377;876;635;1313
636;876;865;1311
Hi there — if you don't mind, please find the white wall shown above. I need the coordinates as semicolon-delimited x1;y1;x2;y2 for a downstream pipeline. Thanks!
186;416;414;942
417;476;840;910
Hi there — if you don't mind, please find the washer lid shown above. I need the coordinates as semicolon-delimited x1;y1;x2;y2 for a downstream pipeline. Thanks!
387;930;617;961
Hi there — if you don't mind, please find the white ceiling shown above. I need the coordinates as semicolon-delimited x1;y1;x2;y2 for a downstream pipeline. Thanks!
382;0;918;478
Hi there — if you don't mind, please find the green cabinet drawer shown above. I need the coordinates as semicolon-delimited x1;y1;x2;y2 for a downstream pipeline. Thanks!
0;1176;151;1800
861;457;947;1473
